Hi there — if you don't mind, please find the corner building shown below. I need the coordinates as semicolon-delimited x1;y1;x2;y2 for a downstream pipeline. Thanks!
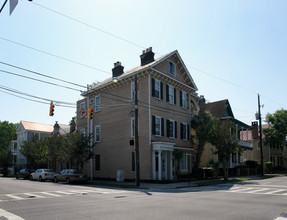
77;48;200;181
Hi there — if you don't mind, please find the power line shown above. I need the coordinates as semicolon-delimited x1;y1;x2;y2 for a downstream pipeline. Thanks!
0;85;76;106
0;36;111;75
0;69;82;92
0;61;86;88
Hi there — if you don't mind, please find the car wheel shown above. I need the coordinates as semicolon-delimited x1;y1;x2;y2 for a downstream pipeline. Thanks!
30;175;33;181
16;175;19;179
66;178;70;184
54;177;58;183
39;176;43;182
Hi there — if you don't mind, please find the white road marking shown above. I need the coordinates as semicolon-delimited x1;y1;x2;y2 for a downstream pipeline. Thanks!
228;187;253;192
0;208;25;220
6;194;25;200
23;193;45;198
265;189;286;195
54;190;75;195
40;192;61;197
245;188;270;193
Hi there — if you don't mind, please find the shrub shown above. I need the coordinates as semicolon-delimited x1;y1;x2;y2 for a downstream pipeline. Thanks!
264;162;273;174
245;160;259;168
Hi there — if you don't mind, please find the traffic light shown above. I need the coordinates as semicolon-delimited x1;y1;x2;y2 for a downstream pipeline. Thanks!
49;101;55;116
88;107;93;120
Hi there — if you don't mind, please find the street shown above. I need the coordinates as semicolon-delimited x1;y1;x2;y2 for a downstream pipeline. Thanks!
1;177;287;220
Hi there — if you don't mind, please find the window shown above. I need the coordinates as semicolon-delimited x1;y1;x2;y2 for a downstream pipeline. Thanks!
180;153;188;171
152;116;164;136
95;96;100;112
95;125;101;142
80;128;85;136
168;61;176;76
95;155;100;171
131;82;135;101
132;152;135;172
166;85;176;105
34;132;40;140
152;78;163;100
180;91;188;109
131;118;135;137
167;120;177;139
181;123;189;141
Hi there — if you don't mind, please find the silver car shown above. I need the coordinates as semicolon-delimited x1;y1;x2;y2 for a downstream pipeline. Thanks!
30;169;58;181
54;169;88;184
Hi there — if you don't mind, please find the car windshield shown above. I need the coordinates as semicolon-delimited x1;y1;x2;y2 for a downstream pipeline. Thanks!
70;169;81;173
44;169;55;173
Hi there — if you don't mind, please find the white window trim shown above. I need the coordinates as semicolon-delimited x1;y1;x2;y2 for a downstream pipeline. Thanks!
168;85;175;105
181;91;188;109
95;96;101;112
131;82;135;101
182;122;188;141
155;116;162;137
168;119;176;139
95;125;101;142
131;118;135;138
180;153;188;171
168;61;176;76
154;79;161;100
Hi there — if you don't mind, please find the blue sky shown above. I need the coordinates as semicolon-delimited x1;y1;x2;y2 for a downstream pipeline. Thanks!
0;0;286;126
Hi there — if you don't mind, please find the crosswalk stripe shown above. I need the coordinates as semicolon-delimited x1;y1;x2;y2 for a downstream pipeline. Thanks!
245;188;270;193
229;187;253;192
54;191;75;195
23;193;45;198
264;189;286;195
40;192;62;197
6;194;25;200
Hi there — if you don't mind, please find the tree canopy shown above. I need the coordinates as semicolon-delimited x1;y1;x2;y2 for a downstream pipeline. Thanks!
264;109;287;148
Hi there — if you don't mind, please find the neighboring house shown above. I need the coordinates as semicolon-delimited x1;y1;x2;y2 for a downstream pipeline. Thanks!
8;140;17;175
246;122;287;168
16;121;69;169
200;99;253;168
77;48;200;181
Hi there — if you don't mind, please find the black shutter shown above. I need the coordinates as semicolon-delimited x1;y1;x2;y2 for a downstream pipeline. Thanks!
180;91;182;107
161;117;164;137
166;120;170;137
132;152;135;171
160;82;163;100
174;88;176;105
166;85;169;102
187;124;190;140
175;121;177;138
180;123;183;139
95;155;100;171
152;78;155;97
152;115;155;135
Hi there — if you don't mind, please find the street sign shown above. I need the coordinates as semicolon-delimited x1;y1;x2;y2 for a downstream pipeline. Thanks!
80;109;87;118
9;0;18;15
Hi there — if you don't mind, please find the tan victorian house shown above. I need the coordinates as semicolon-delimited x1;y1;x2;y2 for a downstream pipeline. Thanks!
77;48;200;181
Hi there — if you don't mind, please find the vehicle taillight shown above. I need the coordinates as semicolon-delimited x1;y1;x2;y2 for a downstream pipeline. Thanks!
71;175;79;178
44;173;48;176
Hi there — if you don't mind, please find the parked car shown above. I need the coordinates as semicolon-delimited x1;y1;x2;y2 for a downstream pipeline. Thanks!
54;169;88;184
30;169;58;181
16;169;34;180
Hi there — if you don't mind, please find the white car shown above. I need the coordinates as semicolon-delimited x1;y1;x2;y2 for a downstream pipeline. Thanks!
30;169;58;181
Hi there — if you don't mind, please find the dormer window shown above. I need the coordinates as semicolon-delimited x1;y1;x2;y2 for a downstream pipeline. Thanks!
168;61;176;76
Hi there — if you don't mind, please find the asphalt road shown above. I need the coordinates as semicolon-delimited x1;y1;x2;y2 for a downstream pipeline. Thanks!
1;177;287;220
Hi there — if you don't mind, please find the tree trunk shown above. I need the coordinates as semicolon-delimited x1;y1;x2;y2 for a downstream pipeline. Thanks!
194;141;204;170
222;159;228;181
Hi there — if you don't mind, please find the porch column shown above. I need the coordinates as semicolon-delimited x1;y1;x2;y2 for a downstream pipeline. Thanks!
230;154;233;168
236;152;238;165
152;150;156;180
164;152;168;180
158;150;162;180
241;126;244;141
170;151;173;180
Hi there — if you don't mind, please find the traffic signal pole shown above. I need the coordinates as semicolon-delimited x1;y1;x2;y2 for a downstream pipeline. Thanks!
134;74;140;187
258;94;264;176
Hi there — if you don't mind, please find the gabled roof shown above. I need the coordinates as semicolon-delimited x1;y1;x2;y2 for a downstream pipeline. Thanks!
17;121;53;133
82;50;198;96
205;99;234;119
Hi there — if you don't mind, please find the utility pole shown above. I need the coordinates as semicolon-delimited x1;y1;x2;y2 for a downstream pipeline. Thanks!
134;74;140;187
258;94;264;176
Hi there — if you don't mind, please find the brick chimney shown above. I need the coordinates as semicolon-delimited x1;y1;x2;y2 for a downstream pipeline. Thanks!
112;61;124;78
140;47;155;66
252;121;258;139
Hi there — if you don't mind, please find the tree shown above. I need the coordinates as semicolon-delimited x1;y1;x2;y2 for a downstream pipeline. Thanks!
20;136;49;169
209;119;238;180
0;121;18;176
65;132;93;170
264;109;287;149
191;112;214;170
